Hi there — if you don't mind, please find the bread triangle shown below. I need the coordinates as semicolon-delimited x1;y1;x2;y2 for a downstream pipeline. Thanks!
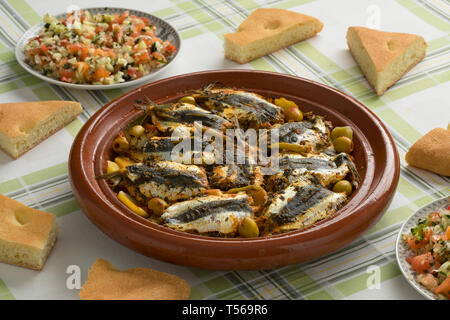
0;100;82;159
405;128;450;176
346;26;427;95
225;8;323;64
79;258;191;300
0;195;58;270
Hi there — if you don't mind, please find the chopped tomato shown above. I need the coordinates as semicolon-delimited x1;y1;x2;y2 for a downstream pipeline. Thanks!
134;52;149;64
141;38;153;47
152;51;166;63
59;69;74;79
40;44;48;53
111;13;119;23
127;68;143;79
94;49;104;57
60;76;72;83
93;67;110;82
104;50;116;59
25;48;41;59
434;276;450;299
80;45;89;60
406;252;435;274
69;44;82;55
118;11;129;24
75;62;88;74
405;227;432;250
165;43;176;54
144;29;155;36
115;30;123;43
134;23;145;33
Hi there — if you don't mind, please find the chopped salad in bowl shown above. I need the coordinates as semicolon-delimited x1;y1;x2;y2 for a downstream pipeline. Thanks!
403;205;450;299
23;9;177;85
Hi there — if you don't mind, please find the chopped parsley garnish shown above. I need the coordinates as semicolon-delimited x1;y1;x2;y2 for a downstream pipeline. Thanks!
150;42;157;53
411;220;426;242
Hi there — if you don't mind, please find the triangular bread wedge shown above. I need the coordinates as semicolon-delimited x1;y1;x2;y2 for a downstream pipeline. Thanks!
0;195;58;270
79;258;191;300
346;26;427;95
225;8;323;64
0;100;82;159
405;128;450;176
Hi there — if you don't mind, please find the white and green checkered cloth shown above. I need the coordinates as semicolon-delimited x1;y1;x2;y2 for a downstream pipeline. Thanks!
0;0;448;300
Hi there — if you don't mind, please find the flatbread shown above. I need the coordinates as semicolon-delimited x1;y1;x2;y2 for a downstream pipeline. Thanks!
405;128;450;176
0;194;58;270
346;26;426;95
224;8;323;64
79;258;191;300
0;100;82;158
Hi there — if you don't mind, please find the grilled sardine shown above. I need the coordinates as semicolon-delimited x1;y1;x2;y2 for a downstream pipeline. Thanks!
151;102;232;133
262;178;347;235
209;164;263;190
193;84;282;125
142;136;218;164
123;162;208;202
274;116;330;152
161;194;253;235
268;152;360;189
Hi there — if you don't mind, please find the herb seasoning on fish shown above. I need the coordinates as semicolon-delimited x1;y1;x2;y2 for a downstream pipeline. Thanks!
99;85;361;237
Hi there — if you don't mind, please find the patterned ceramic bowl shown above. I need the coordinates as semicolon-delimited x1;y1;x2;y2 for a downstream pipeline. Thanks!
396;197;449;300
15;7;181;90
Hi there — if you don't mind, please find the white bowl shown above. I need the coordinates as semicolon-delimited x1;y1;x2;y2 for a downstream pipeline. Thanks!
15;7;181;90
396;196;449;300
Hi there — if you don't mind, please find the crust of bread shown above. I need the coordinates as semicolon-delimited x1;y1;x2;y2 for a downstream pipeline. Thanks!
346;26;427;95
224;8;323;64
0;113;80;159
405;128;450;176
79;258;191;300
0;195;58;270
347;44;426;96
0;101;82;159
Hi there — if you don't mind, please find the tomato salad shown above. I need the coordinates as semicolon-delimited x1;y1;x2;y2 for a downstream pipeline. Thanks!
403;205;450;299
24;10;177;84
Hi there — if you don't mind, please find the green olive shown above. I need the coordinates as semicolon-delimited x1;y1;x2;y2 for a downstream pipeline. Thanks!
333;136;354;153
284;106;303;122
238;217;259;238
129;125;145;138
331;126;353;141
178;96;196;105
332;180;353;195
148;198;168;216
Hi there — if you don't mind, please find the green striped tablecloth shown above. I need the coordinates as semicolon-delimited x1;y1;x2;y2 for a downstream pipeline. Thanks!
0;0;449;300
